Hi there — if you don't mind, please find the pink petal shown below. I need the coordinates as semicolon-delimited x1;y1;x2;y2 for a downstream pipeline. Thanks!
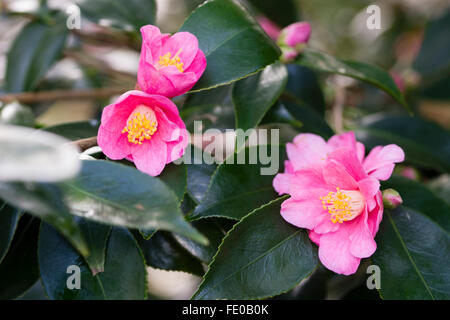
140;25;163;64
161;32;199;69
160;66;198;97
356;142;365;163
166;128;189;163
185;49;207;79
131;134;168;177
318;227;361;275
323;158;358;190
326;147;367;182
358;177;380;211
97;126;131;160
287;133;327;171
273;172;292;195
363;144;405;180
280;197;325;230
348;210;377;258
327;132;357;152
289;169;330;200
367;192;384;236
154;107;181;142
309;230;321;246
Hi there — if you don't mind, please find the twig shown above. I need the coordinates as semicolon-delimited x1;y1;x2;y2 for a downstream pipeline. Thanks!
71;136;98;152
0;87;130;104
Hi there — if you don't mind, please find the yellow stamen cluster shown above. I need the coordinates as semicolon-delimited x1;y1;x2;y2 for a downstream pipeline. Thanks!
122;112;157;145
320;188;353;224
158;52;184;73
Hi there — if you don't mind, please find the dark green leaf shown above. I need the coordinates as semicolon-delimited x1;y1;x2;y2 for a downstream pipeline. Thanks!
63;160;207;245
78;219;111;275
80;0;157;32
39;224;147;299
372;207;450;300
0;216;40;299
285;64;326;116
382;176;450;233
137;231;204;276
0;201;21;264
191;145;285;220
43;121;99;141
296;48;408;110
232;62;288;131
180;0;281;91
158;163;187;203
173;218;226;264
5;19;67;92
193;198;318;299
245;0;299;27
355;113;450;173
0;183;89;258
427;174;450;206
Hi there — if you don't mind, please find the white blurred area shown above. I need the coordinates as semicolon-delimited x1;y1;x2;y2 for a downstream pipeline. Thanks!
147;267;201;300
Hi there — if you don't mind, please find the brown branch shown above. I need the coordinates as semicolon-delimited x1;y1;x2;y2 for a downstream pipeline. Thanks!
71;136;98;152
0;87;130;104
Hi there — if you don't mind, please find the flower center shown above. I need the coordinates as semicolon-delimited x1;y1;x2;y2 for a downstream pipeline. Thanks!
122;105;158;145
158;49;184;73
320;188;365;224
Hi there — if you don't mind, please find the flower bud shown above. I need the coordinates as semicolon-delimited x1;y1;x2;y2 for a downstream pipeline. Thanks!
277;22;311;62
382;188;403;209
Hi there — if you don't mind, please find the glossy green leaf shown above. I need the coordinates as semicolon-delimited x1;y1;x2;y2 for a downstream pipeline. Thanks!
0;201;21;264
185;146;218;203
80;0;156;32
5;19;67;93
193;198;318;299
158;163;187;203
232;62;288;132
246;0;299;27
0;216;40;299
382;176;450;233
356;113;450;173
78;219;112;275
285;64;326;116
372;207;450;300
182;83;235;132
173;218;226;264
137;231;204;276
427;175;450;206
39;224;147;300
180;0;281;91
0;183;89;258
296;48;408;110
191;145;285;220
63;160;207;245
43;121;99;141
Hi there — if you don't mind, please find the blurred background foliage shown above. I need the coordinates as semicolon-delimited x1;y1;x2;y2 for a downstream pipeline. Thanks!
0;0;449;300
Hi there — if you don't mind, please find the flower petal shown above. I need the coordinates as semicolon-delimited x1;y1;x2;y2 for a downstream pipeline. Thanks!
363;144;405;180
280;197;325;230
286;133;327;171
161;31;199;69
131;134;168;176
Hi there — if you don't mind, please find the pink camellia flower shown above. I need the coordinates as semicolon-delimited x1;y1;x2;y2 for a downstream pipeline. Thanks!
97;90;188;176
277;22;311;62
273;132;404;275
137;25;207;98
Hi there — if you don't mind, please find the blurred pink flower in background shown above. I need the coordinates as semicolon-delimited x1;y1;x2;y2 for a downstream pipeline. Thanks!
98;90;188;176
257;16;282;40
273;132;404;275
137;25;207;98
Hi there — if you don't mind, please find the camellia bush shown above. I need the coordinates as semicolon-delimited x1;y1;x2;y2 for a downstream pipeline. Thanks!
0;0;449;300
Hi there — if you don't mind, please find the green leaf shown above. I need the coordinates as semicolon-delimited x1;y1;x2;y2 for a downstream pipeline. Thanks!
136;231;204;276
43;121;99;141
372;207;450;299
5;19;67;92
39;224;147;299
193;197;318;300
295;48;408;110
173;218;226;264
427;174;450;206
158;163;187;203
285;64;326;116
232;62;288;132
185;146;218;203
0;216;40;299
80;0;157;32
180;0;281;91
78;219;112;275
182;85;235;131
63;160;207;245
355;113;450;173
246;0;299;27
191;145;285;220
0;183;89;258
0;201;21;264
382;176;450;233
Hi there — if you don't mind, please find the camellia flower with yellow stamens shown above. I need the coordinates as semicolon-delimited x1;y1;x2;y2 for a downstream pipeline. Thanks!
273;132;405;275
97;90;188;176
137;25;207;98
